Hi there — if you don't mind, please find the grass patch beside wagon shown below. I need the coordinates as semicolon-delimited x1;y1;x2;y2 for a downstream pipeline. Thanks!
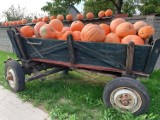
0;51;160;120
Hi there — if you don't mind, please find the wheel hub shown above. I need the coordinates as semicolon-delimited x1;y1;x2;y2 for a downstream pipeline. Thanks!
6;68;16;88
110;87;142;113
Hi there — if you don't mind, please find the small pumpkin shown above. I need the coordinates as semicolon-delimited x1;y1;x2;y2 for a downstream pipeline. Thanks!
21;19;27;24
133;21;147;32
37;18;43;22
115;22;136;38
62;31;76;40
104;33;120;43
105;9;113;17
49;19;63;32
62;27;70;34
99;23;110;35
86;12;94;20
138;25;155;39
20;26;34;37
121;35;144;45
70;21;84;32
66;14;73;21
98;11;105;18
110;18;126;32
76;14;84;20
50;15;56;20
57;14;64;21
42;16;49;22
81;24;105;42
73;31;81;41
32;19;37;24
40;24;56;39
34;21;46;37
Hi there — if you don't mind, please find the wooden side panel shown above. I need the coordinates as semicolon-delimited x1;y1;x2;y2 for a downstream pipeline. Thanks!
25;37;152;73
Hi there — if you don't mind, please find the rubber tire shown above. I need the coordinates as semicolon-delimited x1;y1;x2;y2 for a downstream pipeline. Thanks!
5;60;25;92
103;77;150;115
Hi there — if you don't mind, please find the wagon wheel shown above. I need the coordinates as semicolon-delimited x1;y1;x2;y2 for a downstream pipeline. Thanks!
103;77;150;115
5;60;25;92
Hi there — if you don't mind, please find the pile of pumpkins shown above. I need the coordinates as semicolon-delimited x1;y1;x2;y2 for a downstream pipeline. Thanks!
19;16;155;46
2;8;151;46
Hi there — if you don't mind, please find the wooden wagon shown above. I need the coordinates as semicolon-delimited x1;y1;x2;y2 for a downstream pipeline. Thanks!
4;17;160;115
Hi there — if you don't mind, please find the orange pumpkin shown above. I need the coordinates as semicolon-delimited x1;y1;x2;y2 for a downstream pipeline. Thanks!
76;14;84;20
86;12;94;19
32;19;37;24
62;31;76;40
9;21;13;26
34;21;46;38
16;20;22;25
138;25;155;39
1;22;5;26
62;27;70;34
21;19;27;24
73;31;81;41
20;26;34;37
66;14;73;21
133;21;147;32
13;21;17;26
70;21;84;32
49;19;63;32
42;16;49;22
105;9;113;17
98;11;105;18
115;22;136;38
99;23;110;35
57;14;64;21
81;24;105;42
50;15;56;20
121;35;144;45
5;22;9;26
37;18;43;22
55;31;63;38
40;24;56;39
110;18;126;32
104;33;120;43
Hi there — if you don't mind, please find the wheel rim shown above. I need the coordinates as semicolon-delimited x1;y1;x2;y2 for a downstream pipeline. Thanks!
110;87;142;113
6;68;16;88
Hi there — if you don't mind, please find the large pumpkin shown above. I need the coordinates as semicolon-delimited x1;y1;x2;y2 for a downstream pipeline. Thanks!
121;35;144;45
81;24;105;42
70;21;84;31
133;21;147;32
20;26;34;37
99;23;110;35
110;18;126;32
115;22;136;38
40;24;56;39
104;33;120;43
73;31;81;41
138;25;155;39
49;19;63;32
34;21;46;37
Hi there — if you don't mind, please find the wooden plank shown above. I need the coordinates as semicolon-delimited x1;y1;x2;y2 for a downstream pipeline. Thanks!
144;38;160;74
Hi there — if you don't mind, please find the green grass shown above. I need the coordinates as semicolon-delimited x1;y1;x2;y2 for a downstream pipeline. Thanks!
0;51;160;120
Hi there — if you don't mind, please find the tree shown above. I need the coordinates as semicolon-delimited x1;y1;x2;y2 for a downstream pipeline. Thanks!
2;5;27;21
83;0;114;16
138;0;160;15
41;0;81;16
